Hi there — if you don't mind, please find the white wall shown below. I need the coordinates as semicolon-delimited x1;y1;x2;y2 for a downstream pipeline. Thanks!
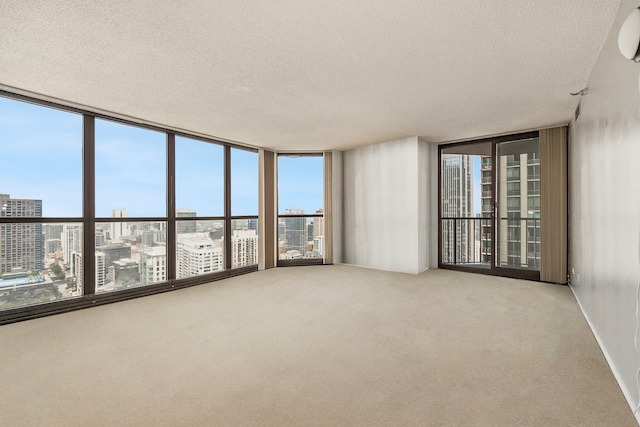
342;136;431;274
570;0;640;418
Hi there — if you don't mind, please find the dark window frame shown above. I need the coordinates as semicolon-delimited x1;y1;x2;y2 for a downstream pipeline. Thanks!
276;153;325;267
0;91;259;325
437;131;540;282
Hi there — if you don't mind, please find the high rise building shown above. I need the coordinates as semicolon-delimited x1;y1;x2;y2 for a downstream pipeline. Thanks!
480;156;493;264
440;156;475;263
43;224;64;241
109;259;140;288
139;246;166;285
313;235;324;256
110;208;129;241
140;230;156;246
96;244;131;268
176;233;223;277
45;239;62;255
94;245;133;287
62;224;83;264
0;194;44;273
480;144;541;269
307;222;313;243
282;208;307;255
95;229;106;247
95;252;106;287
313;209;324;238
497;149;540;269
177;208;197;234
74;252;83;289
231;229;258;268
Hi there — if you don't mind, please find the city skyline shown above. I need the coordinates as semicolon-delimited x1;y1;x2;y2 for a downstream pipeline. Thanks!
0;94;325;309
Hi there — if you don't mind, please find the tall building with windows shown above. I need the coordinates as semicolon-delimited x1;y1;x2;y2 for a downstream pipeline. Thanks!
313;235;325;255
109;259;140;288
481;144;541;269
231;229;258;268
139;246;166;285
0;194;44;273
95;244;132;286
282;208;307;255
110;208;129;241
440;156;475;263
62;224;82;265
176;233;223;277
44;224;64;241
313;209;324;238
176;208;197;234
497;149;540;269
480;156;493;264
95;252;106;288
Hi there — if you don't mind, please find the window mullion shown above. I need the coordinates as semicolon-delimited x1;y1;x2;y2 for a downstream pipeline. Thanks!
82;114;96;295
224;145;232;270
167;133;176;281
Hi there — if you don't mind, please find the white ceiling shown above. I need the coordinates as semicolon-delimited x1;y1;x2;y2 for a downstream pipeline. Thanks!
0;0;620;151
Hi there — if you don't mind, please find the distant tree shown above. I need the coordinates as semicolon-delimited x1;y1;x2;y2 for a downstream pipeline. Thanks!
49;264;65;280
66;279;77;291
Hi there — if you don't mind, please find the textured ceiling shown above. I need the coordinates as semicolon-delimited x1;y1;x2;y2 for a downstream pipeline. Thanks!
0;0;620;151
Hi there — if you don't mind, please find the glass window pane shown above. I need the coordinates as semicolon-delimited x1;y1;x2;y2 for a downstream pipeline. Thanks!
439;150;487;265
176;220;224;278
497;137;539;271
277;155;323;215
278;215;307;259
96;221;167;292
278;216;324;260
231;148;258;216
1;222;82;310
277;155;324;263
231;219;258;268
95;119;166;217
175;136;223;217
0;97;82;217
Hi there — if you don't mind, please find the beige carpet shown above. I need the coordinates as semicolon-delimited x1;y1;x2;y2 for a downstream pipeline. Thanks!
0;265;635;426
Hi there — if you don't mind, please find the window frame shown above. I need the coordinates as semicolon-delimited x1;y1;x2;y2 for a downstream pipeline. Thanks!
276;153;325;267
0;90;259;324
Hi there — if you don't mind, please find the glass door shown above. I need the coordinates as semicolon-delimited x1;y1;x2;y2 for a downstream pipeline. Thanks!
439;132;541;281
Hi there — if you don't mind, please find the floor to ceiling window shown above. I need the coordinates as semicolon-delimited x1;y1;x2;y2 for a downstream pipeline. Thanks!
230;147;259;268
175;135;225;278
95;119;168;291
0;92;259;321
0;97;83;309
277;154;325;266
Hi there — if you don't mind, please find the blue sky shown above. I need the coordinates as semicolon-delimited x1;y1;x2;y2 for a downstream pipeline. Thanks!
0;97;83;217
277;155;324;215
1;96;322;218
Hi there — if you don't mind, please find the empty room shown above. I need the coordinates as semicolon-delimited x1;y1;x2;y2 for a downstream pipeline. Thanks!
2;1;640;425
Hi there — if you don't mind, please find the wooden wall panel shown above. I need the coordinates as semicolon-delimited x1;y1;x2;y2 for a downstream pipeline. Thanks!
540;127;568;283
